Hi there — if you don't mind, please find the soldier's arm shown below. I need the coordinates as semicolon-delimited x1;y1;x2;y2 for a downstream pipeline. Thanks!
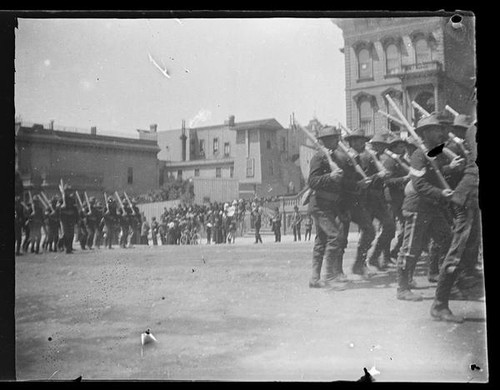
410;150;446;200
307;154;341;191
383;156;408;187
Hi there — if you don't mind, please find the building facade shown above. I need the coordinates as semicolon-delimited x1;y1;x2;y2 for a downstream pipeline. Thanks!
148;116;303;201
333;16;476;135
15;122;161;199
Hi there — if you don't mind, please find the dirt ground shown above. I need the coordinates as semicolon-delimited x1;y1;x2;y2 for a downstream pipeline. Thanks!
15;234;488;382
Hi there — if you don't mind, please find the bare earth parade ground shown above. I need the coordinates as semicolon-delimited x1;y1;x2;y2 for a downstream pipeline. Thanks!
15;234;488;382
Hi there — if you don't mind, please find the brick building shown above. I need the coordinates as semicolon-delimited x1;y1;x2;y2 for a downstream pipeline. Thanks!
146;116;303;201
15;122;161;199
332;16;476;135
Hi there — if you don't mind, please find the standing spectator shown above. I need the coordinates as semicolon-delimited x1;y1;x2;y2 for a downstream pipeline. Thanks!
271;206;282;243
15;196;27;256
140;216;150;245
151;217;159;245
205;210;213;244
291;205;303;242
253;204;263;244
304;213;313;241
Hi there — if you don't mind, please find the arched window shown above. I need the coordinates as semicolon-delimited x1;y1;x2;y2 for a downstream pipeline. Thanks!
359;99;374;134
415;37;432;64
386;43;400;75
358;48;372;79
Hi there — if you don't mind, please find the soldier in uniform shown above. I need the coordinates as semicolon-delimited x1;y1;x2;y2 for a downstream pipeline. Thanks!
431;118;479;322
15;196;27;256
93;201;104;249
307;126;347;290
335;128;377;278
102;196;117;249
77;199;89;250
396;113;453;301
59;186;79;254
45;196;61;252
364;133;395;271
382;134;411;264
85;197;99;250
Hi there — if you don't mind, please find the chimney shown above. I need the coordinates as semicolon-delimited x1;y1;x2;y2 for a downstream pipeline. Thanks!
228;115;235;127
49;120;55;130
180;120;187;161
150;124;158;133
90;126;97;136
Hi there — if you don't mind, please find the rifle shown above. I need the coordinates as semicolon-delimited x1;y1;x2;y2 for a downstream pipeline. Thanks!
294;122;342;174
36;194;50;211
84;191;91;214
384;94;451;190
40;191;55;213
104;192;110;213
411;101;430;117
115;191;125;212
383;149;411;173
445;105;460;117
75;191;84;211
58;179;66;208
377;110;405;127
124;192;136;215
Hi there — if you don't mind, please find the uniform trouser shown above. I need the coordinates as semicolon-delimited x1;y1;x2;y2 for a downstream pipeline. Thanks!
347;200;376;270
120;225;129;247
293;225;301;241
368;197;396;264
61;222;75;253
435;203;481;306
104;224;114;248
311;209;345;283
397;209;452;292
255;225;262;243
22;225;30;251
77;224;88;249
47;222;59;251
15;222;23;254
206;228;211;243
86;222;96;248
304;227;312;241
274;226;281;242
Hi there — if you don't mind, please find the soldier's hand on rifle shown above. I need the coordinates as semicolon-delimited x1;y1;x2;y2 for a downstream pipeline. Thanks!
330;168;343;181
358;177;372;189
377;169;389;178
441;189;454;198
449;156;465;169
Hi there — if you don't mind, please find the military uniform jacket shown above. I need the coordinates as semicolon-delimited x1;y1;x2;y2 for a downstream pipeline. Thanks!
403;147;450;213
359;150;386;201
307;150;343;213
381;153;409;208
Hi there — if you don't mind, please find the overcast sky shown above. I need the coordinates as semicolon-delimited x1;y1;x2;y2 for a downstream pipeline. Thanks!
15;17;346;136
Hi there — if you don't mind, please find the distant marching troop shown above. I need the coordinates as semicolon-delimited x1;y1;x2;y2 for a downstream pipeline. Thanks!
302;97;480;323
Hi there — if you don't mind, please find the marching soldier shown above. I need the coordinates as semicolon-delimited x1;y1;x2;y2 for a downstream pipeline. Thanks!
77;200;88;250
45;196;61;252
382;134;412;264
431;119;479;322
307;126;347;290
59;186;79;254
102;196;117;249
335;128;377;278
291;205;303;242
94;201;104;249
85;197;99;249
396;113;453;301
364;133;395;271
15;196;27;256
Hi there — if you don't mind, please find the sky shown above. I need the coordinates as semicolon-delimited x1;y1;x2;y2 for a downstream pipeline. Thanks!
15;17;346;136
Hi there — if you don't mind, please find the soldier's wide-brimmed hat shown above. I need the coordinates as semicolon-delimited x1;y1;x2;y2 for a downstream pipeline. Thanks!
415;112;446;136
369;132;390;145
386;133;408;148
452;114;473;132
344;128;370;142
317;126;341;139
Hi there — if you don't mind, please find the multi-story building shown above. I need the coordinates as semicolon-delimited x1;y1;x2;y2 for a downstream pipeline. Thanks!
15;121;161;199
332;16;476;135
149;115;303;202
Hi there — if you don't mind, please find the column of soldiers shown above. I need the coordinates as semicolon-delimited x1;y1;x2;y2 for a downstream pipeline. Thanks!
307;110;481;322
15;188;143;255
